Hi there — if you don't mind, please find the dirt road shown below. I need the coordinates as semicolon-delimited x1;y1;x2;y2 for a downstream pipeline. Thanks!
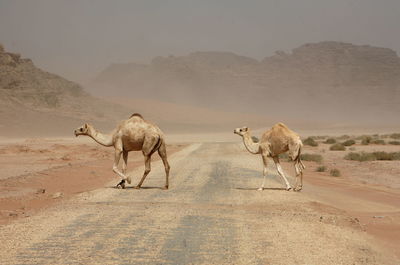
0;143;398;264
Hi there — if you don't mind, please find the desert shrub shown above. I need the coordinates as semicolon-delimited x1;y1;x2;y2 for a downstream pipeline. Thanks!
303;137;318;147
342;139;356;146
329;169;341;177
279;153;289;160
389;141;400;145
337;134;351;140
324;138;336;144
345;152;376;162
300;153;323;163
390;133;400;139
373;151;400;161
251;136;259;143
370;139;385;145
344;151;400;161
316;166;327;172
312;135;328;140
361;136;372;145
329;143;346;151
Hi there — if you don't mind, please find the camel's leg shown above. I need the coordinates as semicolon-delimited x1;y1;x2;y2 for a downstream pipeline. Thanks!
258;155;269;191
122;151;131;184
288;141;304;191
293;162;300;191
134;135;161;189
294;162;304;191
112;149;130;189
272;156;292;191
158;142;170;189
134;155;151;189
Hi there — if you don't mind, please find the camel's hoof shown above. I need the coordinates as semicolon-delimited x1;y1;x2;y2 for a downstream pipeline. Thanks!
116;180;126;189
294;186;303;192
163;185;169;190
133;185;141;190
257;187;264;191
286;187;293;191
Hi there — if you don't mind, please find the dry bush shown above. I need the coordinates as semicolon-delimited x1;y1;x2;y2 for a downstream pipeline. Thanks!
389;141;400;145
300;153;323;163
324;138;336;144
370;139;385;145
316;165;327;172
345;152;376;161
342;139;356;146
279;153;289;160
337;135;351;140
303;137;318;147
373;151;400;160
345;151;400;161
329;143;346;151
361;136;372;145
311;135;328;140
329;169;341;177
390;133;400;139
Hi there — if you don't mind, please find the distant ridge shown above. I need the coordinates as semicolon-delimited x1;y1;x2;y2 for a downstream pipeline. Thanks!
0;44;130;136
91;41;400;125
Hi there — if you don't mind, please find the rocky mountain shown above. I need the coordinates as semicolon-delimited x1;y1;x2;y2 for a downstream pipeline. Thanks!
0;44;130;137
91;42;400;125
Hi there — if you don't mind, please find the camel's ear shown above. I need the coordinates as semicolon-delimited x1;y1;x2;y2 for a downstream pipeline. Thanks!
243;127;248;131
84;123;88;129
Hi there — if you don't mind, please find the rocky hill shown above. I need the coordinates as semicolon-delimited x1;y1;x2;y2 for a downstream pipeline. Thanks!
91;42;400;125
0;44;130;137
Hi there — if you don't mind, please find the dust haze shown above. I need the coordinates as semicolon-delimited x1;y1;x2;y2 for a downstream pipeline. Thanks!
1;0;400;136
1;2;400;263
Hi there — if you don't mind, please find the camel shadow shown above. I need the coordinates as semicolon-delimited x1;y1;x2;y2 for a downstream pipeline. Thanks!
107;185;165;190
235;187;287;191
131;186;165;190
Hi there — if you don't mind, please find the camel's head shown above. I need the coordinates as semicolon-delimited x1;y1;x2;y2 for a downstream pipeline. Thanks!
74;123;90;137
234;126;249;136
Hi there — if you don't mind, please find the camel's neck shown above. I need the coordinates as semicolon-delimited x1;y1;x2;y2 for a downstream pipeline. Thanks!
88;127;114;147
242;132;260;154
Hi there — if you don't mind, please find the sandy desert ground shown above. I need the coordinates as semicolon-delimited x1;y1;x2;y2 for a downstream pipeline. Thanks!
0;133;399;264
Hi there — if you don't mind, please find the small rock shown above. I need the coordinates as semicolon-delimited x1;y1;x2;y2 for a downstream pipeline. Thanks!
52;192;64;199
36;188;46;194
373;216;385;219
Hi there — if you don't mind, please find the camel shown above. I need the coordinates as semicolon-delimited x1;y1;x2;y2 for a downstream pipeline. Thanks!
234;123;305;191
74;113;170;189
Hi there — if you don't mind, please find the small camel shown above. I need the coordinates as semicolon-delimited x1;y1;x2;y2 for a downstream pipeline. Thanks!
74;113;170;189
234;123;305;191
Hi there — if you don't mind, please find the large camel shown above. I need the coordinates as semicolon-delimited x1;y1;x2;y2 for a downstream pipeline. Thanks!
74;113;170;189
234;123;305;191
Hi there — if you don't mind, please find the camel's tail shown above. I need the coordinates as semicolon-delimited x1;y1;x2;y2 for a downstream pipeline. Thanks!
149;135;162;156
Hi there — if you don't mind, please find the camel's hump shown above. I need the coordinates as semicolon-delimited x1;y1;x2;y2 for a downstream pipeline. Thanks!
130;113;144;119
274;122;287;128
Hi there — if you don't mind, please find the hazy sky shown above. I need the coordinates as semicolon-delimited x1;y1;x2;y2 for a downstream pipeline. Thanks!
1;0;399;83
